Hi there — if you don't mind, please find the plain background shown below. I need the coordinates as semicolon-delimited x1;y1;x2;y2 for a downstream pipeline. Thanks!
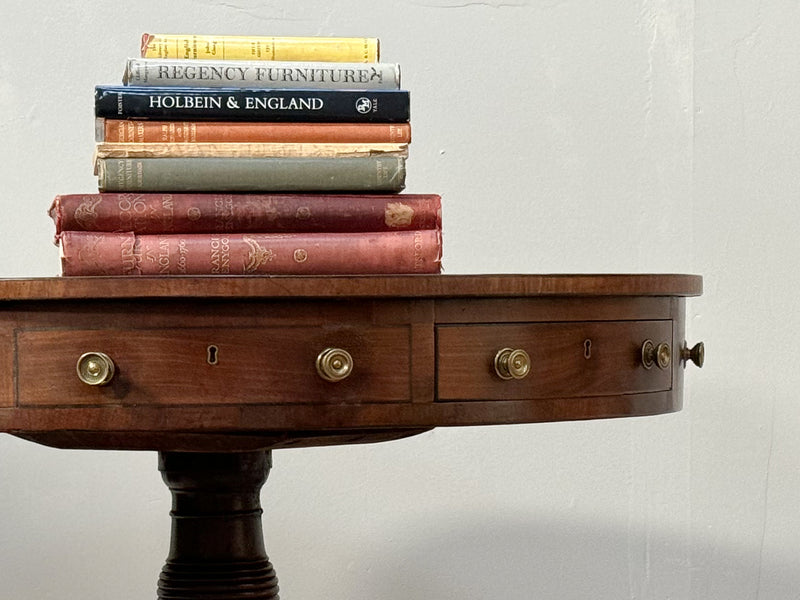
0;2;797;598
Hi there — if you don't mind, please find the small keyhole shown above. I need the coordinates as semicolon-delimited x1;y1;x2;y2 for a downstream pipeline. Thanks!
207;345;219;365
584;339;592;359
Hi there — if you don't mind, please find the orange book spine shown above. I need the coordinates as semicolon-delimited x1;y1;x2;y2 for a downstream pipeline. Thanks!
59;230;442;276
98;119;411;144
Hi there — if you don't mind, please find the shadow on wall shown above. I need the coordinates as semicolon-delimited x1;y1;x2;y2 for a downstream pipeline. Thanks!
348;513;799;600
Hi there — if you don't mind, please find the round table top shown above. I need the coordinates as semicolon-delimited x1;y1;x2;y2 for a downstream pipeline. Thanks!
0;273;702;301
0;273;702;452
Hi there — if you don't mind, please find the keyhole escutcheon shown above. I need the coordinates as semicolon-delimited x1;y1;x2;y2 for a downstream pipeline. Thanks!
584;339;592;359
207;345;219;365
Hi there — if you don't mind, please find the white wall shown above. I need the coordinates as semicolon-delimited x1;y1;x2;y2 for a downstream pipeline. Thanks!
0;2;796;598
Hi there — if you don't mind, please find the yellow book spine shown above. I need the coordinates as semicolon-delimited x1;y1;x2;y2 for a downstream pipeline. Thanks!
141;34;379;62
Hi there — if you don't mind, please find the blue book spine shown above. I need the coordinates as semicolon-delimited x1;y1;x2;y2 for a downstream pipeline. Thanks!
95;86;410;123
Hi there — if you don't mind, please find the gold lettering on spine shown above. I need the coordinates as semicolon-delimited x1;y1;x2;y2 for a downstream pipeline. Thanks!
375;159;388;185
161;194;174;231
210;235;230;274
388;124;409;143
214;196;235;231
242;236;274;273
157;236;171;273
120;235;140;275
74;196;102;229
177;238;188;273
117;194;149;231
76;234;108;273
116;160;126;190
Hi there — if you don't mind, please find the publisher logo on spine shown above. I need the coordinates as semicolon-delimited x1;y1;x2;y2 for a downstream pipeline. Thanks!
355;97;373;114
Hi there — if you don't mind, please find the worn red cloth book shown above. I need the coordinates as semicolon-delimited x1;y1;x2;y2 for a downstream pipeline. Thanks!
59;230;442;276
49;193;441;237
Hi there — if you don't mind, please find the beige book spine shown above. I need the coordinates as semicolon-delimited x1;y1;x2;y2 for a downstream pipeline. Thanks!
94;142;408;160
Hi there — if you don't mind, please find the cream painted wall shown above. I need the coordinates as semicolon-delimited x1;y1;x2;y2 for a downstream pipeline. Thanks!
0;1;797;598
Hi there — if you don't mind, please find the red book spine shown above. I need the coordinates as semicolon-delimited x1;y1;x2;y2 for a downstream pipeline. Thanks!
99;120;412;143
59;230;442;276
49;193;442;236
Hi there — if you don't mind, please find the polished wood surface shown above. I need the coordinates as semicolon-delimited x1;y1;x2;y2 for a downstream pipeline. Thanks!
158;451;279;600
0;274;702;600
0;273;702;300
0;274;701;452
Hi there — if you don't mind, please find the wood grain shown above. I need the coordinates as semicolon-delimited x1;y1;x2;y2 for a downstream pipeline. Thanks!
0;275;700;451
0;274;702;301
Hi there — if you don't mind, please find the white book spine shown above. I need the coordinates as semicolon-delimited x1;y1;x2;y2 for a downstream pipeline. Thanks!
124;58;401;90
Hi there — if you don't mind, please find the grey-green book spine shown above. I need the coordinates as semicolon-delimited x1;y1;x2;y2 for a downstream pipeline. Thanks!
96;157;406;193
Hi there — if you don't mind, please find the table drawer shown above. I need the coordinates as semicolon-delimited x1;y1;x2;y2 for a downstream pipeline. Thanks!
16;326;411;407
436;320;672;400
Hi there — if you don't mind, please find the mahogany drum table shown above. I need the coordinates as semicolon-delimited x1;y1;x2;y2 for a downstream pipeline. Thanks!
0;274;703;599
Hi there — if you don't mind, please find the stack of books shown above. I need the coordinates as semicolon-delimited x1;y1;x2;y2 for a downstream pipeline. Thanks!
50;33;443;276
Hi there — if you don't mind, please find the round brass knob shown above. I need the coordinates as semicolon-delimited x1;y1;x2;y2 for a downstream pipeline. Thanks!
681;342;705;368
316;347;353;382
641;340;671;370
494;347;531;380
76;351;115;386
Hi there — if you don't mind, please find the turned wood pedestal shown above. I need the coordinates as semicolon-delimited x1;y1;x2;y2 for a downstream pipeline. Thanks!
0;274;702;599
158;451;279;600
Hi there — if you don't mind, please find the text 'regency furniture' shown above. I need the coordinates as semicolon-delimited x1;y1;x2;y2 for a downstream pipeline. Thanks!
0;274;703;599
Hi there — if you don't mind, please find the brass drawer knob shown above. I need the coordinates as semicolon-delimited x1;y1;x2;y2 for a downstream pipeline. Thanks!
681;342;705;368
641;340;671;370
316;347;353;382
494;348;531;380
76;351;115;386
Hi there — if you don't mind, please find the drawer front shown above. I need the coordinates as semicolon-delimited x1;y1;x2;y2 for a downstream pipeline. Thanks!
16;326;411;407
436;320;672;400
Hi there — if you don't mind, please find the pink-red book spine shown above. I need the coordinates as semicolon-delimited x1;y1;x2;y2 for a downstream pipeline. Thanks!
49;193;441;236
98;119;411;144
59;230;442;276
